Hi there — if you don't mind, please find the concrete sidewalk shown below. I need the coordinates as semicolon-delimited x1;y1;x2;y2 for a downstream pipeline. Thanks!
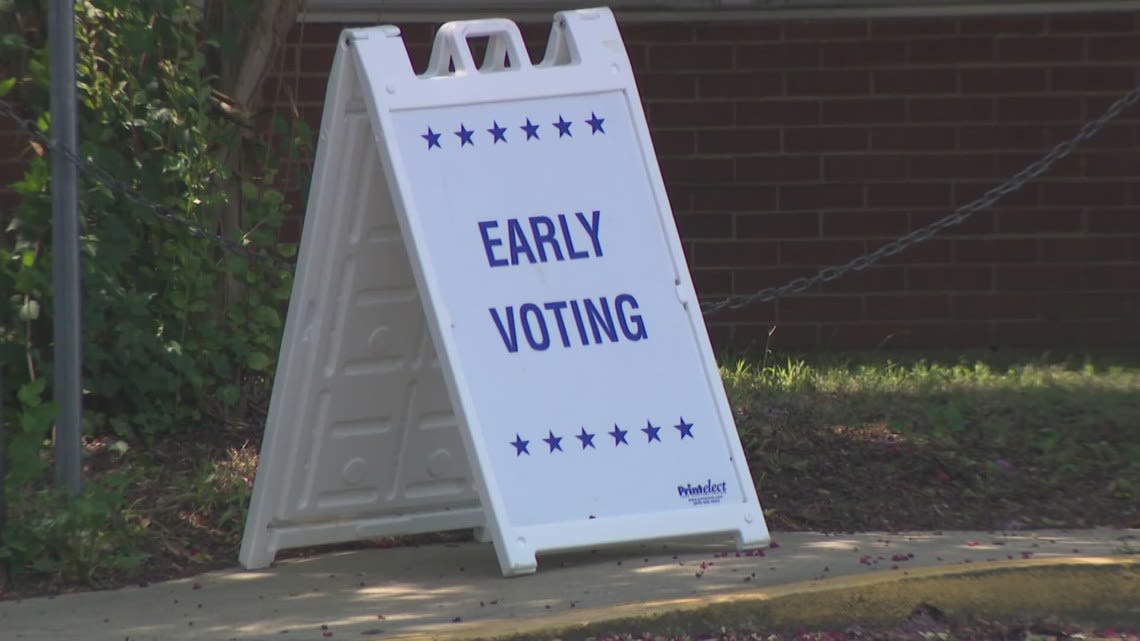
1;529;1137;641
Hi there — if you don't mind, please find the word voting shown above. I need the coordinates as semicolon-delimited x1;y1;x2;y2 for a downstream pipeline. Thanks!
476;209;650;354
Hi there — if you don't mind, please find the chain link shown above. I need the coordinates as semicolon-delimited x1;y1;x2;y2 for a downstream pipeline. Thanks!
699;82;1140;315
5;81;1140;314
0;98;296;273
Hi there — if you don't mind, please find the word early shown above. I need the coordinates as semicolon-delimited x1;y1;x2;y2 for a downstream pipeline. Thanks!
476;209;650;354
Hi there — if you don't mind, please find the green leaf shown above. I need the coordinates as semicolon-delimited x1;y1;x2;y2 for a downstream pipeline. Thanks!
251;305;281;327
0;77;15;97
241;180;259;202
6;433;47;483
18;377;47;407
246;352;272;371
220;384;240;405
0;33;27;53
20;402;58;437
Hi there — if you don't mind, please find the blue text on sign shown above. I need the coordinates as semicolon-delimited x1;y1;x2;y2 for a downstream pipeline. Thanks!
478;211;603;268
490;294;648;353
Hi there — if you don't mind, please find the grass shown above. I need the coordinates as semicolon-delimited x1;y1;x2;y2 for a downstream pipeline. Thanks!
719;348;1140;532
2;348;1138;598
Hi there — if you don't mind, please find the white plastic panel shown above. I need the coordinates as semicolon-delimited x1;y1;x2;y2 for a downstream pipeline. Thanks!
239;45;482;571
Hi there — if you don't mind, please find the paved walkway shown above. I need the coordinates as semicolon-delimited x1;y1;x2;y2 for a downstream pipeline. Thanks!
1;529;1137;641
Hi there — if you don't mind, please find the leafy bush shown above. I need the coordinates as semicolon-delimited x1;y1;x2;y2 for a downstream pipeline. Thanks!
1;0;310;583
0;472;149;588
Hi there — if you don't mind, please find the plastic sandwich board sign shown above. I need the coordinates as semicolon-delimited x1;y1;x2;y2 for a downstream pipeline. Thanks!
238;6;770;577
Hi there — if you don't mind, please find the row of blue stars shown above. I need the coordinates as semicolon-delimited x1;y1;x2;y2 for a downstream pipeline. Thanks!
509;417;694;456
421;112;606;150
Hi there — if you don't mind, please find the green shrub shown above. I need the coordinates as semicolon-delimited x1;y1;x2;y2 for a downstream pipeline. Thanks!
1;0;310;582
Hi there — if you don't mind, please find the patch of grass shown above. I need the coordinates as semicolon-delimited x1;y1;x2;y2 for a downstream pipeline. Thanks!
135;438;259;567
1;431;261;596
0;473;151;591
720;348;1140;531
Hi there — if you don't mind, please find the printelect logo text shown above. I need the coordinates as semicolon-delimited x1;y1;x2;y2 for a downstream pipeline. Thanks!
677;480;728;498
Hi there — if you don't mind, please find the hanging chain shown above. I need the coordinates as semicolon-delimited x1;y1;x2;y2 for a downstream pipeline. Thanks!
699;82;1140;315
5;80;1140;314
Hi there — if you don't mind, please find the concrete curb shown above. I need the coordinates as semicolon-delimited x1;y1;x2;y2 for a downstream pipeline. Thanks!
402;557;1139;641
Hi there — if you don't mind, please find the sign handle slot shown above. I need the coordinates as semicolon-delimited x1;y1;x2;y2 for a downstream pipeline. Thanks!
425;18;532;77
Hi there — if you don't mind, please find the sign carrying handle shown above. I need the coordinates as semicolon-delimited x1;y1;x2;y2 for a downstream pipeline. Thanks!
424;18;532;77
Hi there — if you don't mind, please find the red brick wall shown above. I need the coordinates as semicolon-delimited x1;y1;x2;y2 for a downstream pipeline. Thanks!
6;10;1140;352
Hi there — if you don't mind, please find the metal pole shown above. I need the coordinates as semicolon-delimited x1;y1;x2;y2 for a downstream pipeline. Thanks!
1;366;9;591
1;367;8;553
1;366;8;539
49;0;83;496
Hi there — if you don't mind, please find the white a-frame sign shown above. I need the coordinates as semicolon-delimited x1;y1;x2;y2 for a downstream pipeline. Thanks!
239;7;769;577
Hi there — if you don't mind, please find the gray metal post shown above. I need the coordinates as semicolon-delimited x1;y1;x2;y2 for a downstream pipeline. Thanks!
49;0;83;496
1;367;7;545
1;367;7;536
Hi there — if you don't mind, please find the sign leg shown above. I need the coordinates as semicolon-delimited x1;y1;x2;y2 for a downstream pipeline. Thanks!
239;525;278;569
495;536;538;577
734;516;772;551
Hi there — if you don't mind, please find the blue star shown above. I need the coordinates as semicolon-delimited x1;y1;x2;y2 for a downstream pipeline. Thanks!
520;118;540;140
674;417;694;440
422;127;442;149
576;427;595;449
488;120;507;143
511;433;530;456
642;420;661;443
609;424;629;446
543;430;563;452
553;115;572;138
455;124;474;147
586;112;605;134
